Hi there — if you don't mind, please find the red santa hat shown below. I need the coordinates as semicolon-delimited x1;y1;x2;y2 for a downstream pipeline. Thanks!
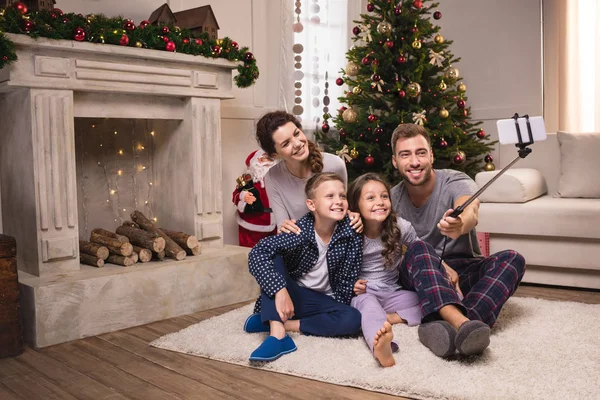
246;149;262;168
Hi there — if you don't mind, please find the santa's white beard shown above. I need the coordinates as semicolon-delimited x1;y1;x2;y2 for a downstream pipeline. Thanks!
247;161;274;186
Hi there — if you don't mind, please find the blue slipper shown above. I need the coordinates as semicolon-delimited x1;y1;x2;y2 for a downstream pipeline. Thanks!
243;313;269;333
249;335;297;362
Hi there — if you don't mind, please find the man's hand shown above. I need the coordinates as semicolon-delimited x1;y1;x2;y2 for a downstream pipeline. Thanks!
442;262;463;298
348;211;364;233
278;219;300;235
243;192;257;205
353;279;367;295
274;288;294;322
437;208;465;240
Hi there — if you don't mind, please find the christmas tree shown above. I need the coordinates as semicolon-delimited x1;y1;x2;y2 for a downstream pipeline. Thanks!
316;0;496;183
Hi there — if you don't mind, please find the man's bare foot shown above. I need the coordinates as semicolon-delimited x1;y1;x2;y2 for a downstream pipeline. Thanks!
373;321;396;367
386;313;406;325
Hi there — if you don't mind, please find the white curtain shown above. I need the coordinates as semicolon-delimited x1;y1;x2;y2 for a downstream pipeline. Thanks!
280;0;363;135
557;0;600;132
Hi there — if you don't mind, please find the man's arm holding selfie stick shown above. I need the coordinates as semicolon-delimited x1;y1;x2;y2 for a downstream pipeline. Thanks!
437;195;480;240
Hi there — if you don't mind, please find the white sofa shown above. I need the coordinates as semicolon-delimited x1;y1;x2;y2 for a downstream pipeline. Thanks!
475;132;600;289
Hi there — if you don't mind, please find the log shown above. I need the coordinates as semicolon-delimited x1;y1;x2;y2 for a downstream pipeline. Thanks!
106;254;136;267
80;253;104;268
129;252;139;263
79;240;109;260
132;246;152;263
122;220;140;229
91;228;129;243
161;228;199;250
90;232;133;256
115;226;165;253
131;211;186;261
152;250;166;261
186;244;202;256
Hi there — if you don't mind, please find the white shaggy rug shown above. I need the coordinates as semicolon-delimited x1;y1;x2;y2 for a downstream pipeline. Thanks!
151;297;600;400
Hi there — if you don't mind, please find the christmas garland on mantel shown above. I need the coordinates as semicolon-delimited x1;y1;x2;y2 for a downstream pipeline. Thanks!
0;3;259;88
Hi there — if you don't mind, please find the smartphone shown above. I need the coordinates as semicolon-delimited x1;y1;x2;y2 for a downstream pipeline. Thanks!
496;116;547;145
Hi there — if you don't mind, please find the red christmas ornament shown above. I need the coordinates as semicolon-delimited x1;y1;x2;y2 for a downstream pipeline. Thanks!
22;20;34;33
413;0;423;9
13;2;28;15
398;90;406;98
73;27;86;42
411;26;418;33
397;55;407;64
453;152;466;164
457;99;466;109
394;6;402;15
386;40;394;49
50;12;58;19
336;77;344;86
123;20;135;31
231;41;239;49
162;36;171;43
139;20;150;29
371;74;381;82
439;139;448;148
212;45;222;54
361;56;370;65
461;109;468;117
119;34;129;46
50;8;63;15
339;106;347;114
161;26;170;34
322;123;330;133
477;129;486;139
244;52;255;62
485;154;494;163
183;38;190;44
365;155;375;166
339;130;346;139
2;56;8;62
352;26;361;35
195;38;203;46
62;17;69;24
367;2;375;12
433;11;442;20
374;127;383;135
371;59;380;67
165;41;176;52
368;114;378;123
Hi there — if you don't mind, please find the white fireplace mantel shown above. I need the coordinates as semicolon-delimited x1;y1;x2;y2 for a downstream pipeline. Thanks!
0;34;258;347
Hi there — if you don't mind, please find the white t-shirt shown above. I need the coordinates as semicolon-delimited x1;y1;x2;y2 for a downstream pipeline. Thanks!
296;230;334;296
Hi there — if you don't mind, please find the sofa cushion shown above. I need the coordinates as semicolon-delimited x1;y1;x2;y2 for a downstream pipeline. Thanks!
556;131;600;198
475;168;547;203
478;195;600;239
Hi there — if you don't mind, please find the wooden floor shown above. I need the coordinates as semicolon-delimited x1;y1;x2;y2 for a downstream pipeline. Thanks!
1;284;599;400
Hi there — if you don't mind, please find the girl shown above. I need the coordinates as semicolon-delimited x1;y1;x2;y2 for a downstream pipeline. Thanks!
347;173;422;367
255;111;362;234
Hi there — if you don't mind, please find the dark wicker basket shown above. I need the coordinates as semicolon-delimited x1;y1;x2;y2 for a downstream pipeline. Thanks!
0;234;23;358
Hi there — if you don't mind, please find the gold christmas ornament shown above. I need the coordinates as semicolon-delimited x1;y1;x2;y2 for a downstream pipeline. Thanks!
350;147;359;159
434;34;445;44
484;162;496;171
407;82;422;97
135;41;143;48
458;82;467;92
377;21;393;36
438;80;447;91
0;9;4;16
439;108;449;119
445;67;460;80
352;86;363;95
346;61;359;76
412;38;422;49
342;108;358;123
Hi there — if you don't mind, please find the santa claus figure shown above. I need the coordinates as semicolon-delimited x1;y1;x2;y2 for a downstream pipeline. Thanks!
232;149;277;248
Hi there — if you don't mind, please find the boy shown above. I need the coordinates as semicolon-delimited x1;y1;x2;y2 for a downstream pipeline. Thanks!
244;173;363;362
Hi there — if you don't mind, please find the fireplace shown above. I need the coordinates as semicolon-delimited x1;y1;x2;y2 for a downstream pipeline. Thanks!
0;34;258;347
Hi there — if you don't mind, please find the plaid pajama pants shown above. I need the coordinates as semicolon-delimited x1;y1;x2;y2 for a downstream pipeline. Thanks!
398;240;526;327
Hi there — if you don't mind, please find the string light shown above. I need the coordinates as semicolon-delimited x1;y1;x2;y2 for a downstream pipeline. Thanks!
150;131;155;136
110;189;117;195
117;170;123;176
118;149;124;155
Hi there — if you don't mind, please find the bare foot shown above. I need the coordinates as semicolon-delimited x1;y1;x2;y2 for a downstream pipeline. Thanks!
373;321;395;367
386;313;406;325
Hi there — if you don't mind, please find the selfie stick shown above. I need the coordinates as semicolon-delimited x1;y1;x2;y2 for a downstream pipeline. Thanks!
439;113;535;266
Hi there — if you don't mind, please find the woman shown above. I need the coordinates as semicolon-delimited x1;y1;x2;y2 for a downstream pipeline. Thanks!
256;111;362;233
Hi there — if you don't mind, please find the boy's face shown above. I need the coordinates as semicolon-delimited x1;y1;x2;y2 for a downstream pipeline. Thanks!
306;180;348;222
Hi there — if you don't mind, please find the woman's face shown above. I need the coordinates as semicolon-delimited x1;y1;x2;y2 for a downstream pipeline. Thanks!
271;122;309;163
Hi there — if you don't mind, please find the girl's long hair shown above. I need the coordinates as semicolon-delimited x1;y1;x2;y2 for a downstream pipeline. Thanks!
348;173;403;270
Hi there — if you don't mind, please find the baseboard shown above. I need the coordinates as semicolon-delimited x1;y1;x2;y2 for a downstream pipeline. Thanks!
522;265;600;290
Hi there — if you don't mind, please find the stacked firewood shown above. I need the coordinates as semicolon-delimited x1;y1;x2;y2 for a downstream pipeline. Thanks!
79;211;201;267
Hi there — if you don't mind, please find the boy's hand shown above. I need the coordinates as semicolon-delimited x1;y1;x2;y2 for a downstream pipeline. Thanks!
348;211;363;233
353;279;367;295
274;288;294;322
279;219;301;235
442;262;463;298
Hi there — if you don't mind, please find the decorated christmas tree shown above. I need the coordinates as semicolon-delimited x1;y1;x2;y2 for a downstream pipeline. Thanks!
316;0;496;183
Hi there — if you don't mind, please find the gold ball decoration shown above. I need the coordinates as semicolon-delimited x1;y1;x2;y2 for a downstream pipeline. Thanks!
484;162;496;171
0;9;4;16
439;108;449;119
377;21;393;36
174;26;182;33
135;41;143;48
407;82;422;98
438;80;447;91
434;34;444;44
445;67;460;80
342;108;358;123
346;61;359;76
458;82;467;92
412;38;422;49
350;147;359;159
352;86;362;95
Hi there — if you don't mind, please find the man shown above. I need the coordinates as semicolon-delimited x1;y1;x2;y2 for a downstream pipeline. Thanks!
389;123;526;356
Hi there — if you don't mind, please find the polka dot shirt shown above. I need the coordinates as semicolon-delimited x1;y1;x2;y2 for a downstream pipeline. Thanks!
249;213;363;313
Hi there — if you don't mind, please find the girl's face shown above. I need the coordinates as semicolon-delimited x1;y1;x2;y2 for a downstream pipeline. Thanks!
271;122;309;163
358;180;391;224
